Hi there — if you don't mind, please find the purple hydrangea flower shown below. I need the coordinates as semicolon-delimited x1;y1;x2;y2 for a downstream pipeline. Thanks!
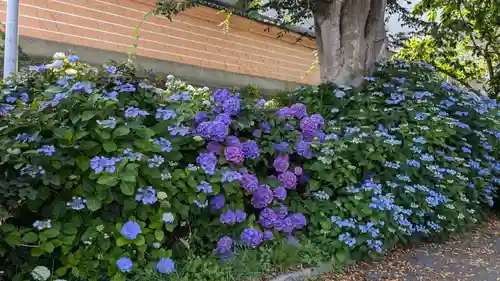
193;111;208;124
278;171;297;189
274;142;289;152
242;141;260;159
196;181;213;193
220;210;237;225
116;257;133;273
259;208;277;228
235;210;247;223
197;152;217;174
240;228;263;248
121;221;142;240
0;103;14;116
211;194;225;210
263;230;274;241
226;136;241;147
207;141;223;155
276;204;288;219
222;97;240;116
290;103;308;119
125;107;149;118
213;88;231;104
275;216;294;233
273;155;290;173
90;156;120;174
216;113;232;126
300;116;320;137
291;213;307;229
156;258;175;274
214;236;233;254
197;121;212;138
135;186;157;205
251;184;273;208
252;129;262;138
256;99;265;107
156;108;177;121
240;173;259;193
260;121;271;133
295;141;312;159
273;187;287;200
310;114;324;126
209;121;228;142
293;166;303;175
225;146;244;164
67;55;80;63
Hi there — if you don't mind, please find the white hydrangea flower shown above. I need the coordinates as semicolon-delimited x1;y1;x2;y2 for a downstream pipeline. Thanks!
445;204;455;209
457;213;465;219
31;266;51;281
157;191;168;200
437;214;446;220
162;212;174;224
53;52;65;59
65;69;77;75
166;74;175;80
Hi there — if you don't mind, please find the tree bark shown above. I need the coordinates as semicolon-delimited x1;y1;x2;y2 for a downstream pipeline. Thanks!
314;0;388;86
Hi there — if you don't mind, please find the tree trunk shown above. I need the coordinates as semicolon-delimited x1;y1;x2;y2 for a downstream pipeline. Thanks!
314;0;388;86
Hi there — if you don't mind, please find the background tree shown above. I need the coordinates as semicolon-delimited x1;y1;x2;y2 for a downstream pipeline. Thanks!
391;0;499;98
154;0;390;86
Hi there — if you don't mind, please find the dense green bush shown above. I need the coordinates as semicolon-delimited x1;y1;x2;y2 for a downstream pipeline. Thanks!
0;54;499;281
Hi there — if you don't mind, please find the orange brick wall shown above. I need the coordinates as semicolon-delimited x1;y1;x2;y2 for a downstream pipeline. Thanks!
0;0;320;84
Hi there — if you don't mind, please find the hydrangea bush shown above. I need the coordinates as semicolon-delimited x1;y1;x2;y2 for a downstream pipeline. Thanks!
0;54;499;281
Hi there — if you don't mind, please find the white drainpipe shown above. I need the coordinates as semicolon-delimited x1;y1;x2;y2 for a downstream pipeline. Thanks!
3;0;20;80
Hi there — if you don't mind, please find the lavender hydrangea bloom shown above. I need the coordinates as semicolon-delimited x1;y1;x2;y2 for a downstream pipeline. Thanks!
90;156;120;174
295;141;312;159
214;236;233;254
125;107;149;118
225;146;244;164
240;173;259;193
135;186;157;205
197;152;217;174
300;117;320;137
260;121;271;133
263;230;274;241
310;114;324;126
197;121;212;138
223;97;241;115
273;155;290;173
209;121;228;141
156;258;175;274
290;103;308;119
274;142;290;152
0;103;14;116
251;184;273;208
67;196;87;210
242;141;260;159
148;155;164;168
293;166;303;175
235;210;247;223
240;228;263;248
226;136;241;147
156;108;177;121
259;208;277;228
278;171;297;189
216;113;232;126
276;204;288;219
207;141;223;155
274;216;294;233
193;111;208;124
211;194;225;210
196;181;213;193
291;213;307;229
220;210;237;225
120;221;142;240
256;99;265;107
273;187;287;200
116;257;133;273
212;88;231;104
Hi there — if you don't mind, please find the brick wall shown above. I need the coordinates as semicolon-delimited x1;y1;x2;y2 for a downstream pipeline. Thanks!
0;0;320;84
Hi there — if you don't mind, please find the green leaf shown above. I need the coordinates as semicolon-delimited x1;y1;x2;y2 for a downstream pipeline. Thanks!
335;250;347;263
40;228;60;239
98;174;119;186
54;127;73;141
120;181;135;196
116;237;131;247
136;128;155;138
81;111;97;121
154;230;164;241
31;247;45;257
41;241;55;253
6;232;21;246
22;232;38;243
111;272;126;281
86;197;102;211
121;174;136;183
113;126;130;137
102;141;117;152
134;235;145;246
76;156;90;172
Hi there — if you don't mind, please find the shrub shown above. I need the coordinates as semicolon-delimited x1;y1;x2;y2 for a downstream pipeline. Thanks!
0;54;498;281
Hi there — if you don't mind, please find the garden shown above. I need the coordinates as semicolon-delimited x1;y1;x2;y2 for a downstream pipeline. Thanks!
0;53;499;281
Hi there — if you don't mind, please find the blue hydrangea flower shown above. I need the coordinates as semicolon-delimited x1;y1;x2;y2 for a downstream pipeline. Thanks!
33;219;52;230
0;103;15;116
412;137;426;144
214;236;233;254
163;212;174;224
67;55;80;63
116;257;133;273
120;221;142;240
196;181;213;193
90;156;120;174
135;186;157;205
197;152;217;175
211;194;225;210
240;228;263;248
168;125;190;136
156;108;176;120
37;145;56;156
242;141;260;159
154;138;172;152
97;117;117;129
124;107;149;118
222;171;242;182
67;197;87;210
156;258;175;274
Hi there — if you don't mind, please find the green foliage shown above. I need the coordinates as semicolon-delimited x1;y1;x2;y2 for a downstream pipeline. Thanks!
394;0;500;98
1;53;499;281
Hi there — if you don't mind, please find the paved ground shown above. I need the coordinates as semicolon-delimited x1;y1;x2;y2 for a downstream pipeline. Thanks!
323;216;500;281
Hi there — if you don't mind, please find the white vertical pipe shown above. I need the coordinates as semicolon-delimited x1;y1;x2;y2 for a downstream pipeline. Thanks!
3;0;20;80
